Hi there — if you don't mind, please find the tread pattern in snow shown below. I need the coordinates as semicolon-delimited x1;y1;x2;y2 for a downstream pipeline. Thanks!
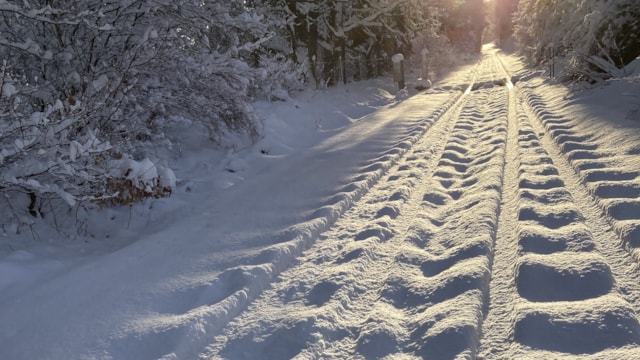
510;107;640;356
523;90;640;257
480;49;640;359
202;54;510;359
201;49;640;360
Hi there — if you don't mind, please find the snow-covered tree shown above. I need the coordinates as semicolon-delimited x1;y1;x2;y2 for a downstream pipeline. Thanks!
420;0;486;52
284;0;440;86
514;0;640;80
494;0;517;44
0;0;301;233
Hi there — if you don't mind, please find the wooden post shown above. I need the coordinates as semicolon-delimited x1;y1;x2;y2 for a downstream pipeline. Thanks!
421;48;429;80
392;53;405;90
339;55;344;85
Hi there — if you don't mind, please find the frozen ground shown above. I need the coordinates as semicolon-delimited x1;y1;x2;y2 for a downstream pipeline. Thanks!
1;45;640;359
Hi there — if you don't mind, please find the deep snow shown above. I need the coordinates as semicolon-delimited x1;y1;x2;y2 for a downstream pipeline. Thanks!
1;47;640;359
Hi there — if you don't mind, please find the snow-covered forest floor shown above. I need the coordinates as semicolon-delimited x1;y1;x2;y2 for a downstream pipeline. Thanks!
1;45;640;359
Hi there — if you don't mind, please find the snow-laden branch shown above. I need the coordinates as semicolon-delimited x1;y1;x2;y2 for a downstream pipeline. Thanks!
0;38;53;59
0;3;92;27
342;0;408;33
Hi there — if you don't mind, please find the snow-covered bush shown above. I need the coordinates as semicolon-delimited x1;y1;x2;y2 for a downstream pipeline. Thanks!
0;0;298;234
96;157;175;207
515;0;640;81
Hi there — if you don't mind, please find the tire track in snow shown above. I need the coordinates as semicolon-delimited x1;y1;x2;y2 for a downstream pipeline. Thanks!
522;89;640;259
511;105;640;357
480;50;640;359
374;83;508;359
201;100;459;359
194;50;640;359
200;54;509;359
104;83;473;359
477;51;521;358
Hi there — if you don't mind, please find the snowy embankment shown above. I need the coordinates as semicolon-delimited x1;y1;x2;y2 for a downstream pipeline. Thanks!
1;47;640;359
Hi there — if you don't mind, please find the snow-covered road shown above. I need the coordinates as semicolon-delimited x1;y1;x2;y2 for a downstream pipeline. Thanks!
203;47;640;359
2;45;640;359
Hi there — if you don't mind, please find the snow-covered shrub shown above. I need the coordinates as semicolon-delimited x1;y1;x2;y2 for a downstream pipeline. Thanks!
515;0;640;81
95;157;175;207
0;0;280;234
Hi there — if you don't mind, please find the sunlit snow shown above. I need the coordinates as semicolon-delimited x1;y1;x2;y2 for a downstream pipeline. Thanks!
1;47;640;359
